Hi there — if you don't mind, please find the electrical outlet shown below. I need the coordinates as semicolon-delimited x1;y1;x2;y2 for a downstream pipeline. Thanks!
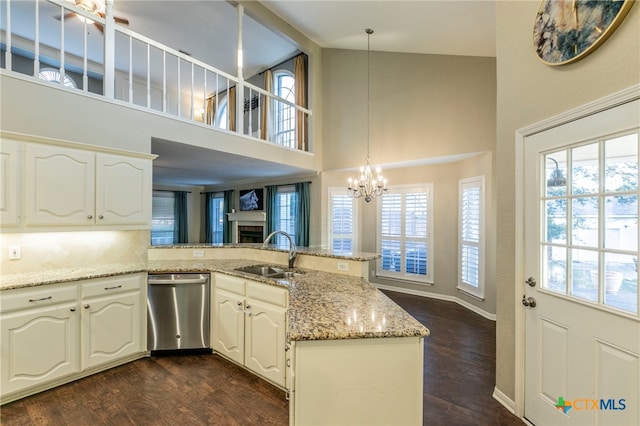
9;246;21;260
337;261;349;271
193;249;205;257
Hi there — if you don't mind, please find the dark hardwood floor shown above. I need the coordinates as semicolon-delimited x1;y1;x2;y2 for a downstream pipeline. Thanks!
1;291;522;425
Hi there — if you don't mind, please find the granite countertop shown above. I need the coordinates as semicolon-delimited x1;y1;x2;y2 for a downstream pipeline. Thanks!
2;259;429;342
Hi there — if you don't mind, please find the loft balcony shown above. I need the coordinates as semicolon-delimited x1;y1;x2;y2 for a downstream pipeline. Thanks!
0;0;313;158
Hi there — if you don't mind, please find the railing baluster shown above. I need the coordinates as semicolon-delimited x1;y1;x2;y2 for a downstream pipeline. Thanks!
128;35;133;103
59;5;64;85
248;88;252;137
162;50;166;113
202;68;207;124
83;18;88;91
177;58;181;118
146;43;150;107
34;0;39;77
190;62;194;120
5;0;11;70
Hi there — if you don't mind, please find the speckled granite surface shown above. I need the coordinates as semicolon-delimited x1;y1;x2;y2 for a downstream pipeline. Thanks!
0;263;148;290
149;243;381;261
2;259;429;342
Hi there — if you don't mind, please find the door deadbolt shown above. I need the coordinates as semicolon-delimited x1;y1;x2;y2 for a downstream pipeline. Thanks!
526;277;537;287
521;295;537;308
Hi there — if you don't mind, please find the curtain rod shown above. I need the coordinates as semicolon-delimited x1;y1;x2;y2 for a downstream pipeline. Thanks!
200;181;312;195
257;51;303;76
154;189;192;193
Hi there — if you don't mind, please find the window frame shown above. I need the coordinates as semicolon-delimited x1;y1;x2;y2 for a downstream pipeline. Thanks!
457;176;486;299
151;190;176;245
273;185;298;248
272;69;295;148
211;192;225;244
376;183;434;284
328;187;359;254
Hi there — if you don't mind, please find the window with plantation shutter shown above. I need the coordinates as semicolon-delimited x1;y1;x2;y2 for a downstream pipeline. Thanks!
377;185;433;283
458;176;485;299
328;189;357;254
151;191;175;245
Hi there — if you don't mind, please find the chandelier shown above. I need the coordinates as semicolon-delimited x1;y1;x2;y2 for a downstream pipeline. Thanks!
347;28;388;203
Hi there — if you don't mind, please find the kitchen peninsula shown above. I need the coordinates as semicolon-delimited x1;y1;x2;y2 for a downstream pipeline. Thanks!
2;244;429;425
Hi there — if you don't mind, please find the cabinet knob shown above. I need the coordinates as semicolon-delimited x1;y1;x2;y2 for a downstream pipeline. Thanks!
70;307;76;312
87;215;93;220
84;304;90;309
99;215;104;219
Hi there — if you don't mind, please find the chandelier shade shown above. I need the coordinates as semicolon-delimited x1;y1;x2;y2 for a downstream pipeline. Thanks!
347;28;388;202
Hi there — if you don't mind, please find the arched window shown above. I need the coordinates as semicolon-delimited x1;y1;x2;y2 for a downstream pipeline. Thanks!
38;67;77;88
273;70;295;148
216;97;228;130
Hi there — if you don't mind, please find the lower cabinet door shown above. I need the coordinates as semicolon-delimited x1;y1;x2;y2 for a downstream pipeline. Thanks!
1;303;80;396
81;291;142;369
244;299;286;387
213;289;245;365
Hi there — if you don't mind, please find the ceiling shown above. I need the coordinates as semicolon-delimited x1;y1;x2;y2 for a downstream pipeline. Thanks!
30;0;497;187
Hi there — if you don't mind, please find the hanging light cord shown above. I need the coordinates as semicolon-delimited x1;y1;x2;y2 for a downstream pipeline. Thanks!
366;28;373;165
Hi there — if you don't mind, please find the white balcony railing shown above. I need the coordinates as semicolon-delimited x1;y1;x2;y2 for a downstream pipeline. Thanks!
0;0;311;152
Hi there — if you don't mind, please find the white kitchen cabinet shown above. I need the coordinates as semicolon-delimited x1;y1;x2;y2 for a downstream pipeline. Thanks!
80;274;145;370
0;273;147;404
95;153;151;226
212;273;288;387
24;143;152;228
0;284;80;398
0;138;20;226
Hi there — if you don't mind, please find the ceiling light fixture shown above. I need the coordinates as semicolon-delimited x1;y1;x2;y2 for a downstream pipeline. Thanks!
347;28;388;203
547;157;566;187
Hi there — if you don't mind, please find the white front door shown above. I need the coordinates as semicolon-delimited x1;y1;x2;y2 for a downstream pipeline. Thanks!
523;99;640;425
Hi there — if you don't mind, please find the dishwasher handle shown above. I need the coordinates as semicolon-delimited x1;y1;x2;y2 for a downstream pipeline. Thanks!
148;276;208;285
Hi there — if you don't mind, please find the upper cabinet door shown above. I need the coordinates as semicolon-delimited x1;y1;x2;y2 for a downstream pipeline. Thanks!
25;144;95;225
95;154;152;226
0;139;20;226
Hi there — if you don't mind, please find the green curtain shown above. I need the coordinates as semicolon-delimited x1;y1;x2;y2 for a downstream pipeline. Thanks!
265;185;279;236
173;191;189;243
295;182;310;247
223;190;234;243
204;192;214;243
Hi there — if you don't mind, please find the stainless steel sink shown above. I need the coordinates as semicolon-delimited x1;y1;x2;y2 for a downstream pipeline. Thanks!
235;265;304;279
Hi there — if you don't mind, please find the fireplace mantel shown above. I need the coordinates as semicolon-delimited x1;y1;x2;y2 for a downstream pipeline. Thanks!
227;211;266;222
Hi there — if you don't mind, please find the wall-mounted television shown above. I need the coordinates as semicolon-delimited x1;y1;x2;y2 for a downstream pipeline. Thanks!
239;188;264;211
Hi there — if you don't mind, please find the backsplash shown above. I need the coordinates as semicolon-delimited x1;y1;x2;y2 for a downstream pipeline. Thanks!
0;230;149;275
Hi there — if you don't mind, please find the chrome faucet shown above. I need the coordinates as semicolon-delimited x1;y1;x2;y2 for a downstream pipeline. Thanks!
263;230;297;269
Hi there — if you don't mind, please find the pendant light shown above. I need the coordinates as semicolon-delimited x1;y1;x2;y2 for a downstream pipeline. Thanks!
347;28;388;202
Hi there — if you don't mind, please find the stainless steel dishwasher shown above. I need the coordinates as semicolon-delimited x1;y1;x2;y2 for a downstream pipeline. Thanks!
147;273;211;354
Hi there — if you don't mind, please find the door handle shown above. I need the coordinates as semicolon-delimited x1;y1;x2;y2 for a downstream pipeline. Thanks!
522;295;537;308
526;277;537;287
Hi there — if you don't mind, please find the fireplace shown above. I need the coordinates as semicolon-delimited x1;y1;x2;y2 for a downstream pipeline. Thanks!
238;225;264;243
226;211;267;244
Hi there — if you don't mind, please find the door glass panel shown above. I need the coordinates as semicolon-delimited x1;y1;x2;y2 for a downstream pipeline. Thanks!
604;253;638;314
572;143;599;195
572;197;598;247
604;195;637;250
546;199;566;244
571;248;598;302
605;133;638;192
546;151;567;196
543;245;566;293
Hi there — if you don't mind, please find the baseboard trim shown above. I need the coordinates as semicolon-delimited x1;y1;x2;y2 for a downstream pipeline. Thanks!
375;284;497;321
492;387;516;414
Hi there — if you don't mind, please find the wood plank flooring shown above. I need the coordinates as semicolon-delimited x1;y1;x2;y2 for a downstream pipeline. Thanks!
1;291;522;425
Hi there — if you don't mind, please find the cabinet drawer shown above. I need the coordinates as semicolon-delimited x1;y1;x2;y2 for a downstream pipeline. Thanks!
215;274;245;295
246;281;288;307
1;284;78;313
81;274;144;299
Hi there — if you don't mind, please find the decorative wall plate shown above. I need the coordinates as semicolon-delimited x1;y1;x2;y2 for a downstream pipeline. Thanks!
533;0;635;65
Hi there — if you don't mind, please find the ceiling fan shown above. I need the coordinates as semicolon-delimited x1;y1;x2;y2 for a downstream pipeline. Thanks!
55;0;129;33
